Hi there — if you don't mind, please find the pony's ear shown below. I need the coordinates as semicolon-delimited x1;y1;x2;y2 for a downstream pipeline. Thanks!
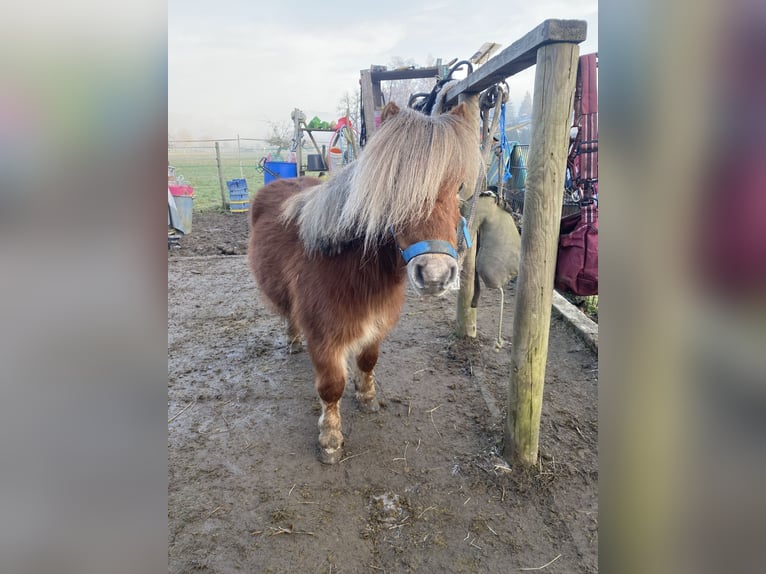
380;102;400;124
449;102;467;119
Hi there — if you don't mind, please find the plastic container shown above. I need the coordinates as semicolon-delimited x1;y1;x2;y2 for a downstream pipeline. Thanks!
327;148;344;172
229;199;249;213
227;179;249;201
263;161;297;184
306;154;327;172
168;184;194;233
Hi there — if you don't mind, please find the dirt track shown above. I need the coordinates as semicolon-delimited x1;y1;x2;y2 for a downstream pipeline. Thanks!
168;213;598;573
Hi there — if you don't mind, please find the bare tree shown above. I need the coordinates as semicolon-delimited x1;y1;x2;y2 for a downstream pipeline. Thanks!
340;56;441;135
381;56;439;108
518;90;533;120
266;121;293;157
504;98;517;124
336;90;361;130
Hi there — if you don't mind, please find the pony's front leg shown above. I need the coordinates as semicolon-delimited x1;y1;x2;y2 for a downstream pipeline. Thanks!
313;352;346;464
286;319;303;354
354;343;380;413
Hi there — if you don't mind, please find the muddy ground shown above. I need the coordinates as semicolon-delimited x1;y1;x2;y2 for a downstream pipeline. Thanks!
168;211;598;573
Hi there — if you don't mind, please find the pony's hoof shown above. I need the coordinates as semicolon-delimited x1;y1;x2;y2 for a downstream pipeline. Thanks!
357;396;380;413
319;446;344;465
318;428;343;464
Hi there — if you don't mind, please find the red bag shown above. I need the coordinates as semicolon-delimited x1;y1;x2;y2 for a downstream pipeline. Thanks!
555;53;598;296
555;201;598;295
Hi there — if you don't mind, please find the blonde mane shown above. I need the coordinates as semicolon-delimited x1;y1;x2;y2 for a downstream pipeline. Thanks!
282;103;480;253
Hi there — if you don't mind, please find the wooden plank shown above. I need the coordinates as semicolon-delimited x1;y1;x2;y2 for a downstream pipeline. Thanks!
444;19;586;105
370;66;441;82
551;291;598;353
360;69;377;141
362;65;448;140
503;42;580;467
371;80;383;110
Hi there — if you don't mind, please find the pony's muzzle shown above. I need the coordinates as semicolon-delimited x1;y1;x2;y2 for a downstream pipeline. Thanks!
407;253;458;296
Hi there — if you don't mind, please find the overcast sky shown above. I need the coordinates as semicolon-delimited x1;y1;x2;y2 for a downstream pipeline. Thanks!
169;0;598;139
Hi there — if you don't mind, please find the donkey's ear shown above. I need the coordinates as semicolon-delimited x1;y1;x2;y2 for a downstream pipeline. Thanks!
449;102;467;119
380;102;400;124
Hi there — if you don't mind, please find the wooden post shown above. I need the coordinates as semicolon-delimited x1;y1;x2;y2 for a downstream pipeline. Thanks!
215;141;228;210
293;109;303;176
443;20;586;107
503;42;579;467
360;69;377;142
456;237;478;337
455;93;482;339
237;134;243;178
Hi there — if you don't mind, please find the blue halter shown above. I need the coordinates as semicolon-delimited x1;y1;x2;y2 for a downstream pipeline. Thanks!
391;217;472;264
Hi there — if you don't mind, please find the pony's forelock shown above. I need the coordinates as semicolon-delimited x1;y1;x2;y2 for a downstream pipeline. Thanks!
286;105;480;254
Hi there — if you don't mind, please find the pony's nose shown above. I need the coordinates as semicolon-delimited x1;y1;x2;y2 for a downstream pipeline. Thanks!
408;254;458;295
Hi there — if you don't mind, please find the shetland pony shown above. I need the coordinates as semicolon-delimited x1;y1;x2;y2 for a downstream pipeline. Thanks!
248;102;480;463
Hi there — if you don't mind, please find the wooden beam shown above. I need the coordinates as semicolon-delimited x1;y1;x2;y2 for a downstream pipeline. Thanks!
215;141;228;209
370;66;441;82
456;93;487;339
362;65;447;141
293;109;303;176
456;234;478;338
301;123;324;158
503;41;580;467
360;69;377;141
444;19;586;105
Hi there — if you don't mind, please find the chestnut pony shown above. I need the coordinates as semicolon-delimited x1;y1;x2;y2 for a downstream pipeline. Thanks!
248;102;480;463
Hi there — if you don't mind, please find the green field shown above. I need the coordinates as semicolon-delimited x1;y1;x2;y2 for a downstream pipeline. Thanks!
168;150;271;212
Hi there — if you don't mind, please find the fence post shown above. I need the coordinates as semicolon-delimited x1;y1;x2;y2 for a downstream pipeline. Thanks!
237;134;244;178
503;41;579;467
455;93;482;339
215;141;228;210
456;238;478;338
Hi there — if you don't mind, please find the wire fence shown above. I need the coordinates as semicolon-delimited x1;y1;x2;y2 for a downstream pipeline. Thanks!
168;138;287;211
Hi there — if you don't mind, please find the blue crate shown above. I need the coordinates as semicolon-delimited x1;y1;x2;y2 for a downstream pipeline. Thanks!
226;178;248;192
228;190;249;201
229;199;249;213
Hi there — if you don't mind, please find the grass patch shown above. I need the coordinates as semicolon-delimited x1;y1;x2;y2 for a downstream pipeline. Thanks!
169;150;268;212
561;293;598;322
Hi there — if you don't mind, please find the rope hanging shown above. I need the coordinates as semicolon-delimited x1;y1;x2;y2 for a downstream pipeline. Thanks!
498;102;513;184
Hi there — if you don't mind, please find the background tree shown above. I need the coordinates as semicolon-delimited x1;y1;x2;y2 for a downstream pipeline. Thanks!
507;91;532;145
336;90;361;130
518;90;533;120
337;57;437;134
266;121;293;158
504;98;516;124
380;56;438;108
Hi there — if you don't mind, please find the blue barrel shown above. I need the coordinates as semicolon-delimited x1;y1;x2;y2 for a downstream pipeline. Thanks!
263;161;297;184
